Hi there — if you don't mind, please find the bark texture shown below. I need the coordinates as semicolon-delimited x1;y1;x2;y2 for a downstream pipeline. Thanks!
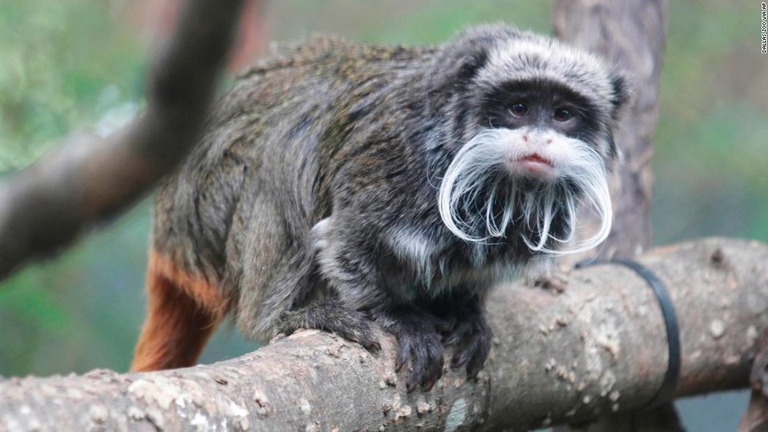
1;237;766;431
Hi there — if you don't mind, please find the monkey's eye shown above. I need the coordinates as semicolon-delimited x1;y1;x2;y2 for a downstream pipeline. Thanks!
553;107;574;122
509;103;528;117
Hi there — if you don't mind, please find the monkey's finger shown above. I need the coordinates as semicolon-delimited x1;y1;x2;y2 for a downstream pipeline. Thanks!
339;319;381;352
406;347;429;393
443;322;471;346
452;326;491;379
451;341;475;370
430;313;456;335
421;340;445;391
406;334;443;393
465;335;491;379
406;367;423;393
363;338;382;352
395;341;413;373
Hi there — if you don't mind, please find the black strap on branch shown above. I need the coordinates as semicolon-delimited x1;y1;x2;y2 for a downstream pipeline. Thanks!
575;258;681;408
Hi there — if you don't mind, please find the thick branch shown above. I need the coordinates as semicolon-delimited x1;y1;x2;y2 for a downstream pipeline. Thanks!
2;237;766;431
0;0;249;279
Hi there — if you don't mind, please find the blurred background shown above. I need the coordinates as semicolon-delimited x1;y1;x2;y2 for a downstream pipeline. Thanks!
0;0;765;429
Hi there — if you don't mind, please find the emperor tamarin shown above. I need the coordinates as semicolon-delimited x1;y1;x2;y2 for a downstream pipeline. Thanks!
131;23;629;392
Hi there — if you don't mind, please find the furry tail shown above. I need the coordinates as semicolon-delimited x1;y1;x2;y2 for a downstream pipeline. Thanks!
131;250;230;371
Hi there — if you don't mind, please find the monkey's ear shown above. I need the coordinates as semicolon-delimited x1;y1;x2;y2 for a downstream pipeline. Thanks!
454;51;488;84
609;73;631;120
426;24;520;100
427;39;488;92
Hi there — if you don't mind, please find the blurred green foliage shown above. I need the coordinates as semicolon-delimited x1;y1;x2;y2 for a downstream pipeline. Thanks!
0;4;765;429
0;0;143;170
654;1;768;243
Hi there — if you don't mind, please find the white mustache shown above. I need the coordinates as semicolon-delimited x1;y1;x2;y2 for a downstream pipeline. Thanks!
437;127;612;255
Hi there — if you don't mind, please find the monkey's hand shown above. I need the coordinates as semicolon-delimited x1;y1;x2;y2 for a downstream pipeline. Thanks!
373;306;450;392
441;302;492;380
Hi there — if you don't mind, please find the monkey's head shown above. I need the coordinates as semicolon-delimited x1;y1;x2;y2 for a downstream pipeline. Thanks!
429;24;630;255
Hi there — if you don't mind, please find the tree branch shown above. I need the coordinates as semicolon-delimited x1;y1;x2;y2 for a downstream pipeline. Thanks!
1;237;765;431
0;0;251;280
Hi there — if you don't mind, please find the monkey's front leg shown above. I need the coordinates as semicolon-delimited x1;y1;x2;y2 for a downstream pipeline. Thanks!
313;217;451;391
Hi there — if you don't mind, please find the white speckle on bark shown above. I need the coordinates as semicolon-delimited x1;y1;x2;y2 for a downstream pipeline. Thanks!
637;305;650;316
710;320;725;339
599;371;617;397
145;408;166;430
585;347;603;380
748;325;759;345
609;390;621;402
228;401;249;418
445;398;467;432
65;388;84;400
596;323;621;359
394;405;412;421
1;415;22;432
176;395;188;412
127;406;145;421
191;411;208;429
40;384;58;397
237;416;250;431
128;378;179;410
299;398;312;415
253;389;273;419
384;372;397;386
544;358;556;372
89;404;109;424
416;400;431;416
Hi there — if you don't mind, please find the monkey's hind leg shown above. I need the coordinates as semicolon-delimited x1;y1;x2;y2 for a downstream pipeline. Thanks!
131;250;230;372
275;300;381;352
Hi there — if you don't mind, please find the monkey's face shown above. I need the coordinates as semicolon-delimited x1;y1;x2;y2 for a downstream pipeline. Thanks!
479;81;604;182
437;81;616;255
432;28;629;255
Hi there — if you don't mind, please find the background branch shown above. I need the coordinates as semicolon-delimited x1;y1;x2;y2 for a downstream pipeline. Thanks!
0;0;250;280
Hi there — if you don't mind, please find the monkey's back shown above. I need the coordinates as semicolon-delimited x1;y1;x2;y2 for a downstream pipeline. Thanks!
150;36;436;298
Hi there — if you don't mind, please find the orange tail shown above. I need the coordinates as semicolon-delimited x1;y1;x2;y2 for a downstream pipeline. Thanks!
131;250;230;372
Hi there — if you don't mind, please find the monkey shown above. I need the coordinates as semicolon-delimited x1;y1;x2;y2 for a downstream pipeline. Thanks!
130;23;629;392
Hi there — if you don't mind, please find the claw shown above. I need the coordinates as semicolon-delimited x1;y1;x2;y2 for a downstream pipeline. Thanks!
376;307;446;392
443;306;493;379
